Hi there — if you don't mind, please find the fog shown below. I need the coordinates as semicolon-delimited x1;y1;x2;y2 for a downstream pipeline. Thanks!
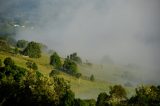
1;0;160;83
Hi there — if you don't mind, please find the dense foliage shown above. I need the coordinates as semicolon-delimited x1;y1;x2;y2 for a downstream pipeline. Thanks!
74;99;96;106
96;85;127;106
96;92;109;106
0;57;76;106
50;52;80;77
96;85;160;106
26;61;38;70
16;40;28;49
128;85;160;106
22;41;41;58
63;58;78;75
50;52;62;69
67;53;82;64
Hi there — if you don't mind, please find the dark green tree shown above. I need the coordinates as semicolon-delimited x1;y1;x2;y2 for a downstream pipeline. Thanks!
49;70;60;77
96;92;109;106
0;61;76;106
22;41;41;58
74;99;88;106
90;74;95;81
1;57;26;81
32;62;38;70
69;52;82;64
63;58;78;74
4;57;15;67
50;52;62;69
16;40;28;48
60;90;75;106
26;61;38;70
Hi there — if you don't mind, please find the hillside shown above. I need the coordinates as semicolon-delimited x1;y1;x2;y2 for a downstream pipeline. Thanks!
0;51;134;99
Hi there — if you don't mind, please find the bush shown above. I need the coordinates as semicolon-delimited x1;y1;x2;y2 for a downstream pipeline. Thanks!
49;70;60;77
26;61;38;70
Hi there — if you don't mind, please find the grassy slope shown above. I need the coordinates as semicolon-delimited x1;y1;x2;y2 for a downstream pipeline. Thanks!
0;51;134;99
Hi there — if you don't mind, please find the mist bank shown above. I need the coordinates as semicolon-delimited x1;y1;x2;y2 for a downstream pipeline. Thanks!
1;0;160;82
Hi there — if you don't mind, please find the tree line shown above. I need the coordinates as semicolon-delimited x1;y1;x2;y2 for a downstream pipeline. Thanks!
0;57;95;106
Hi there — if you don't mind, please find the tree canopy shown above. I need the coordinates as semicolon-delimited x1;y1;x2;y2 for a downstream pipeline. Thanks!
50;52;62;69
22;41;41;58
26;61;38;70
16;40;28;49
68;52;82;64
0;57;76;106
63;58;78;74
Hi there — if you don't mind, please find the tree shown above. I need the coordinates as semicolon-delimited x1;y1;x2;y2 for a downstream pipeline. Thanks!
16;40;28;48
49;70;60;77
128;85;160;105
32;62;38;70
74;99;87;106
4;57;15;67
0;61;75;106
63;58;78;74
90;74;95;81
26;61;38;70
109;85;127;104
96;92;109;106
74;99;96;106
22;41;41;58
50;52;62;69
60;90;75;106
1;57;26;81
69;52;82;64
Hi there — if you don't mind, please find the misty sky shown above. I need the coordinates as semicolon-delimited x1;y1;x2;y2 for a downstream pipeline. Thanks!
1;0;160;72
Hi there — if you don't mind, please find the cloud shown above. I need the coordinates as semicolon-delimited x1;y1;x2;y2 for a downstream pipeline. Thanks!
1;0;160;82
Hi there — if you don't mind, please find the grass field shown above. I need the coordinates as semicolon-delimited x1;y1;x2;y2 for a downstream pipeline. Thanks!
0;51;135;99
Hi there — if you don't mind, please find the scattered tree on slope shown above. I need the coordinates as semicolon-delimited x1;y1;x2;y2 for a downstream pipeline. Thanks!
22;41;41;58
50;52;62;69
